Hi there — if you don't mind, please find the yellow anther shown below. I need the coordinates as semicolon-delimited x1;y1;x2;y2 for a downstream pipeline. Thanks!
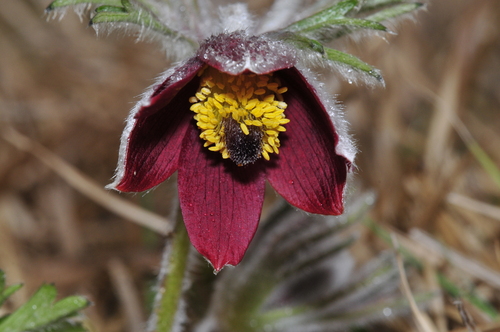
264;144;273;153
214;93;225;103
251;108;265;118
245;88;254;100
240;123;250;135
190;103;201;111
189;67;289;164
262;150;270;160
213;99;223;110
244;100;258;110
264;95;275;102
195;92;207;101
267;83;279;91
277;102;287;109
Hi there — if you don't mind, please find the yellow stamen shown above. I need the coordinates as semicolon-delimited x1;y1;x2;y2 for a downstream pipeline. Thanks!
189;66;289;165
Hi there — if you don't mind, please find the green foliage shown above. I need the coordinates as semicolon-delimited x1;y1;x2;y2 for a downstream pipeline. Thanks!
46;0;198;48
462;136;500;189
437;274;499;320
285;0;359;33
364;219;500;320
0;271;90;332
191;196;410;331
46;0;122;11
324;47;384;83
0;273;23;309
366;3;424;22
301;17;387;33
90;0;178;37
278;0;422;85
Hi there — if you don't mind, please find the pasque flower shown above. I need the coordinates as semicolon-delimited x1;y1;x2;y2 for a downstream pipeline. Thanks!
46;0;412;271
107;29;354;271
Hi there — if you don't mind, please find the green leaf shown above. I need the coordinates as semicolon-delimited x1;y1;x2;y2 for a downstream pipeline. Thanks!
0;271;23;308
0;284;90;332
277;32;325;54
35;320;87;332
438;274;499;319
298;17;387;34
95;5;127;13
90;9;198;47
361;0;405;11
324;47;384;83
463;139;500;189
0;285;24;309
366;3;424;22
285;0;358;32
46;0;122;11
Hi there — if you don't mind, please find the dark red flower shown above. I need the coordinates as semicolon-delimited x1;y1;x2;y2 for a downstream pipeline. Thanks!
108;31;353;271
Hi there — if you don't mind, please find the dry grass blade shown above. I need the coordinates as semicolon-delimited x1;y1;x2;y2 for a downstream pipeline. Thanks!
107;258;145;332
1;127;172;236
424;264;447;332
453;300;479;332
424;0;495;175
409;229;500;289
447;193;500;223
453;117;500;190
391;233;439;332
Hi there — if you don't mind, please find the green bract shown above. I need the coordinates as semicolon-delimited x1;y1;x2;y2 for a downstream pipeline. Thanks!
0;271;90;332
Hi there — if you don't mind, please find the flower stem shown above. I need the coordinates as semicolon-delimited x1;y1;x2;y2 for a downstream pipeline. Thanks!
155;213;190;332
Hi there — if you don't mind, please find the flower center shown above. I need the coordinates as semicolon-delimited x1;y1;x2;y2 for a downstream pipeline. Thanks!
189;67;289;166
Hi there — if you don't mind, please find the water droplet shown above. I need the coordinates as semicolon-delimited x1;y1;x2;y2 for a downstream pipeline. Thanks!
31;305;37;310
383;307;392;317
288;180;294;185
347;79;353;84
209;212;214;216
188;203;193;207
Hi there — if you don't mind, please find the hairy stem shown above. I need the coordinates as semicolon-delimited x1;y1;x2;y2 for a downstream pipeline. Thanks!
155;212;190;332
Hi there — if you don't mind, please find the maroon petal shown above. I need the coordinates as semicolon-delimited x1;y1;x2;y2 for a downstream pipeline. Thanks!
114;59;204;192
178;125;266;272
266;68;348;215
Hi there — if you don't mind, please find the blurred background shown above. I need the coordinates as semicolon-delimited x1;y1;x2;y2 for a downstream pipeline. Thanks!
1;0;500;331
